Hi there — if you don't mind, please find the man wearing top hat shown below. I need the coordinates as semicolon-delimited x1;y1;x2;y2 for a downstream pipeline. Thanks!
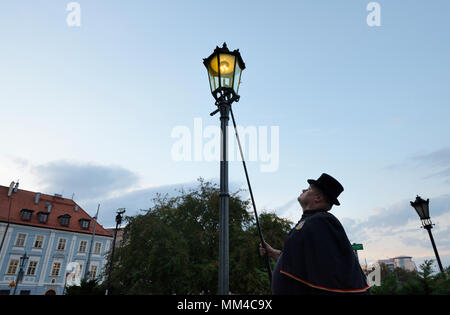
260;173;370;294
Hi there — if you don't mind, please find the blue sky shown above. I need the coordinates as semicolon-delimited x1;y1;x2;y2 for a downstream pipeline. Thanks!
1;0;449;268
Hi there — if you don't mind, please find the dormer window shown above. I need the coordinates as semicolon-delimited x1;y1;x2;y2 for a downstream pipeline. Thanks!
58;214;71;227
37;212;49;224
20;209;34;221
79;219;91;230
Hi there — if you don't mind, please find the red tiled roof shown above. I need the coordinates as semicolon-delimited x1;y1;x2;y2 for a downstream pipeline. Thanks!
0;185;112;237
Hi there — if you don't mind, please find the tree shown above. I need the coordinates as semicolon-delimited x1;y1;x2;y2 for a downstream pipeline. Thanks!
106;178;293;295
64;279;105;295
371;259;450;295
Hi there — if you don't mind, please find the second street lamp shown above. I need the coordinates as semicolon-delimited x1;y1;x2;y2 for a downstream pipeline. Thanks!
410;195;444;274
105;208;125;295
13;252;29;295
204;43;245;295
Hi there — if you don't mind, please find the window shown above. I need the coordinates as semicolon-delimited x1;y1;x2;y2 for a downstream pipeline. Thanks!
94;242;102;255
89;265;98;280
57;238;67;251
34;235;44;249
51;262;61;277
27;261;38;276
58;214;71;227
7;259;19;275
78;240;87;253
37;212;49;224
15;233;26;247
20;209;34;221
79;219;90;230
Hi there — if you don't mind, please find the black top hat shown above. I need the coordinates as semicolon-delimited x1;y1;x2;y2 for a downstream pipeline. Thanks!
307;173;344;206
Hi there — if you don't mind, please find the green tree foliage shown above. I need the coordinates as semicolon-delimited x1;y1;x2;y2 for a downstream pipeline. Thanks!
106;179;293;295
64;279;105;295
371;259;450;295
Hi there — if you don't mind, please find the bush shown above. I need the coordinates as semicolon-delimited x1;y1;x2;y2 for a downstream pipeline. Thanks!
371;260;449;295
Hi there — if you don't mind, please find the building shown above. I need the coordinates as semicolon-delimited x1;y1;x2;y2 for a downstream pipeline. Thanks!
0;182;113;295
377;256;416;272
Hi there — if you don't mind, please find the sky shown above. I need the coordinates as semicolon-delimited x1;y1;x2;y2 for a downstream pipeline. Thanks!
1;0;449;269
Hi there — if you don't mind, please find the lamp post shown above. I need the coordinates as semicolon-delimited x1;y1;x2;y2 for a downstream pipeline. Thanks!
105;208;125;295
410;196;444;274
84;204;100;282
13;252;29;295
203;43;245;295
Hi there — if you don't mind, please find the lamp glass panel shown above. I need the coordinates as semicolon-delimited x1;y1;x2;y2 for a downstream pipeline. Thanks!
412;198;430;219
218;53;236;89
20;255;28;267
414;205;426;219
207;56;220;92
422;200;430;218
233;61;242;94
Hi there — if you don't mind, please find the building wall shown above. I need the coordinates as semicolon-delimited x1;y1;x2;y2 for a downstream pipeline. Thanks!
376;257;416;272
393;257;416;272
0;222;111;295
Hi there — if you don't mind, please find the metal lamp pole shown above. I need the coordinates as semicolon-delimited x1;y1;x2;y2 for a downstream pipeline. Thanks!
13;252;29;295
218;99;231;295
423;223;444;274
204;43;246;295
84;204;100;281
105;208;125;295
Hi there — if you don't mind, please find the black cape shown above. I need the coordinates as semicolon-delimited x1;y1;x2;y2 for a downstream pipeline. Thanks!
272;210;370;294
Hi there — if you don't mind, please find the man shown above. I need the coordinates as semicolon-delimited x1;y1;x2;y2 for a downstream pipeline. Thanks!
260;173;370;295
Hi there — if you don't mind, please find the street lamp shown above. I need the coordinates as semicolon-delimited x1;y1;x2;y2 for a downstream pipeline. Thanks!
410;196;444;274
203;43;245;295
105;208;125;295
13;252;29;295
203;42;245;106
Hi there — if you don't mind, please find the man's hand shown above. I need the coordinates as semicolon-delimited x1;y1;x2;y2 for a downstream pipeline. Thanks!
259;241;281;261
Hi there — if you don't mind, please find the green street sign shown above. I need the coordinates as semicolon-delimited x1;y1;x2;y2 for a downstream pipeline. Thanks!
352;243;363;251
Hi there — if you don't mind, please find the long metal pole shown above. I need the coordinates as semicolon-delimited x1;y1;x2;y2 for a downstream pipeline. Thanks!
12;269;21;295
105;220;119;295
218;101;230;295
424;225;444;274
84;204;100;281
229;107;272;285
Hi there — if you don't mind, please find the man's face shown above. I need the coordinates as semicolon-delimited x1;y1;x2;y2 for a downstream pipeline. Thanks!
297;185;318;208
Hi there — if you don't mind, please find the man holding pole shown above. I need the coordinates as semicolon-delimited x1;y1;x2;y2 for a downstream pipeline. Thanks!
260;173;370;295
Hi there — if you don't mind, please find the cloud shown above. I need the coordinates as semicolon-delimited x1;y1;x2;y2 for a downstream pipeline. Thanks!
413;146;450;167
383;146;450;184
82;183;194;227
413;146;450;183
31;160;140;201
81;178;244;228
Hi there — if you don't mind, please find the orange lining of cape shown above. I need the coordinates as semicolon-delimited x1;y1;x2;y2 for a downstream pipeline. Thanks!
280;270;370;293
